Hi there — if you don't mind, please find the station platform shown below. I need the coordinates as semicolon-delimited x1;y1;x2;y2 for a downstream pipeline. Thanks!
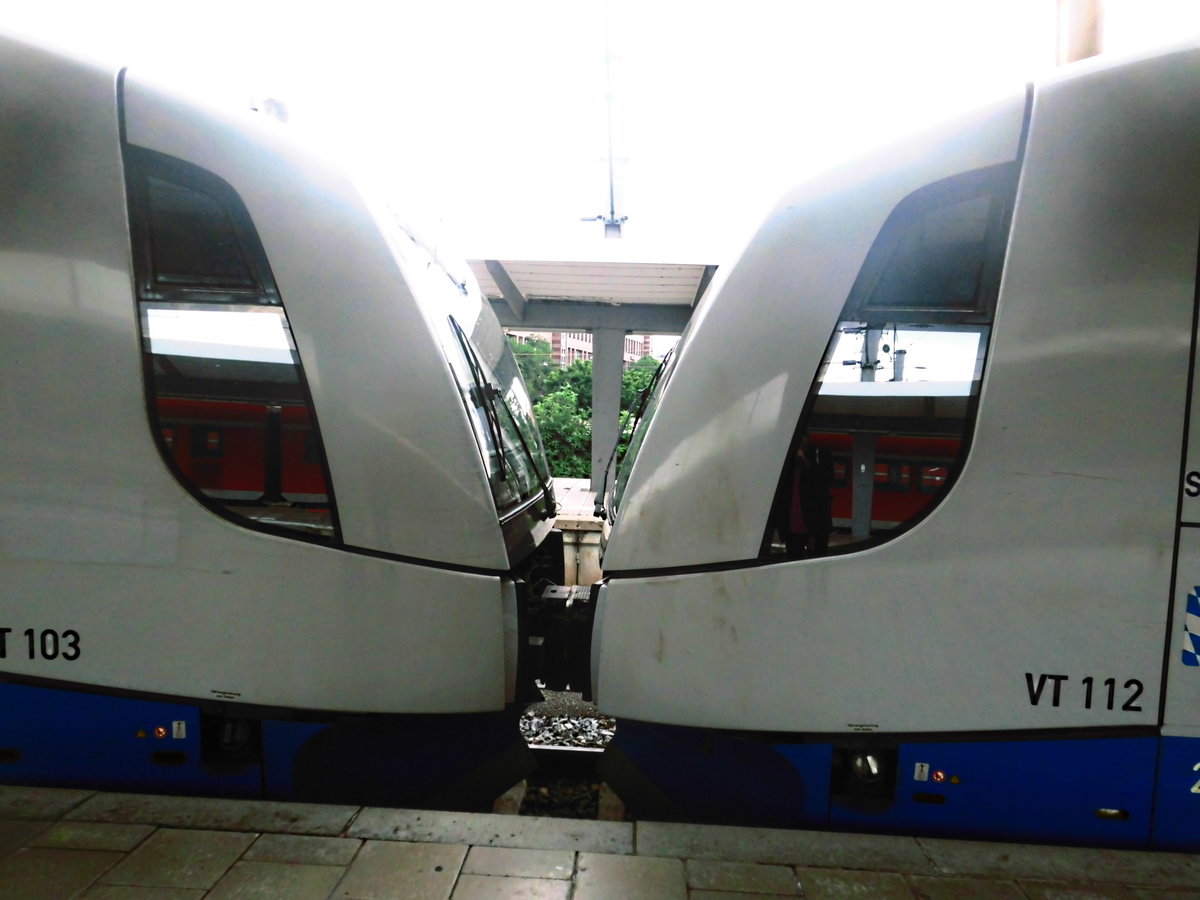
1;785;1198;899
551;477;605;586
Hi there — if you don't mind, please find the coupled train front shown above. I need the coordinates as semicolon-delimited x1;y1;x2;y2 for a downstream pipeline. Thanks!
594;40;1200;850
8;27;1200;853
0;32;557;806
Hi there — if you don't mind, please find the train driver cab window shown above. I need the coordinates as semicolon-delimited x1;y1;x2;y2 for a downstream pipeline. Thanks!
445;316;552;522
765;163;1016;558
125;147;338;542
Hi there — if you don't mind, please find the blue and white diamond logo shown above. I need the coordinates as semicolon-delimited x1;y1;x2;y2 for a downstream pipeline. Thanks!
1183;586;1200;667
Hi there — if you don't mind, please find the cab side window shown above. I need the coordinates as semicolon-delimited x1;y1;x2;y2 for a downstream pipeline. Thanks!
125;147;338;542
143;175;259;289
766;164;1016;557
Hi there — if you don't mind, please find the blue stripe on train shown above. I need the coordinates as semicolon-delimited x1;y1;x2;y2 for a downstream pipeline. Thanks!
811;736;1158;847
0;681;261;797
0;680;533;807
1151;735;1200;850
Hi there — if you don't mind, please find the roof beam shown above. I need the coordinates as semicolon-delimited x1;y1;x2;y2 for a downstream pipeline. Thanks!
484;259;527;322
490;298;693;334
693;264;718;306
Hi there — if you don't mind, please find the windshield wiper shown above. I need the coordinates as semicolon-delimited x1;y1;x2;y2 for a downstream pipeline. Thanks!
593;348;672;520
495;390;556;521
450;317;508;481
450;316;555;519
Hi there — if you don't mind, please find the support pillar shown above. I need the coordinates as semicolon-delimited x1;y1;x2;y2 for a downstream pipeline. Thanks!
1057;0;1103;65
591;327;625;492
850;432;877;540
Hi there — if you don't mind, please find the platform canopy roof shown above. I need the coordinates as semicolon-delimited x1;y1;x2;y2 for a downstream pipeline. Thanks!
467;259;717;334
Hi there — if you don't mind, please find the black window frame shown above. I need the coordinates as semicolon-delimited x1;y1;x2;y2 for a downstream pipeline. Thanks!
843;163;1016;326
124;145;341;546
125;148;280;306
763;162;1019;559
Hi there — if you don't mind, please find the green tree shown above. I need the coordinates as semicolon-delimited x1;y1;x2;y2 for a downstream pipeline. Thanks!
507;337;668;478
620;355;660;410
532;387;592;478
613;355;663;463
508;336;557;399
542;359;592;412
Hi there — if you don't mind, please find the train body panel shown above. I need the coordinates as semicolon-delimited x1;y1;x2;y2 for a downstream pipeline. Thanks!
4;532;506;714
595;42;1200;847
603;93;1028;571
605;721;1163;845
598;41;1199;734
2;31;554;802
121;73;513;568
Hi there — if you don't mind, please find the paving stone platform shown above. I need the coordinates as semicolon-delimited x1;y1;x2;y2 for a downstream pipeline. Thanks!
0;785;1197;898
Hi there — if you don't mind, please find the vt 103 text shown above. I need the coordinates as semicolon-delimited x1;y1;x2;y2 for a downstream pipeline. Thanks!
0;628;81;661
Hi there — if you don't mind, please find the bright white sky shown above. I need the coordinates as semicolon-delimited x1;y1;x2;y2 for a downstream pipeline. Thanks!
8;1;1200;265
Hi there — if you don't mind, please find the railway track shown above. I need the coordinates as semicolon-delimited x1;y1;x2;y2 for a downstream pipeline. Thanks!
491;746;624;820
501;694;622;819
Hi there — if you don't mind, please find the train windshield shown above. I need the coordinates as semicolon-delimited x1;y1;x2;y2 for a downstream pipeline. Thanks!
610;347;678;519
447;316;553;520
366;191;553;524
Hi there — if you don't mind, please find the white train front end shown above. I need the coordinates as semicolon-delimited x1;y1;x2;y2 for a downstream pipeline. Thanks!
1;32;555;804
595;41;1200;848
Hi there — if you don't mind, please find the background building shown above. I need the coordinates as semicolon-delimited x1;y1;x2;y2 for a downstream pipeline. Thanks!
509;331;652;368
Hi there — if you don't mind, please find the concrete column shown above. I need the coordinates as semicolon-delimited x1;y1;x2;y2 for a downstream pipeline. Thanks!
1057;0;1103;64
591;327;625;492
861;328;882;383
850;432;877;540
